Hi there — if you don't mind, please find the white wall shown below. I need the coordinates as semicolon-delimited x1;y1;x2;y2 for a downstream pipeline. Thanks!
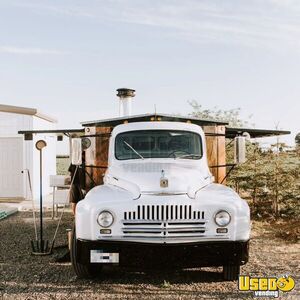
0;112;32;137
32;116;56;201
0;112;33;199
0;111;56;200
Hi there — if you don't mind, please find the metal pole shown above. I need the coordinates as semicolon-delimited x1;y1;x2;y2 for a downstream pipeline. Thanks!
31;139;48;255
26;169;38;240
40;149;43;251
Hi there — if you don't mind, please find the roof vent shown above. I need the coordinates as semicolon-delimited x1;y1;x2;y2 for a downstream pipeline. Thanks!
116;88;135;117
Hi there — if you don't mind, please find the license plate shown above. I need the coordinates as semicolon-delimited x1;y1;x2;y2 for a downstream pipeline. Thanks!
90;250;119;263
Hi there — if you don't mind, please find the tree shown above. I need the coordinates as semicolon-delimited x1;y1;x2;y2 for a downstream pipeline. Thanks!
189;101;300;219
296;133;300;148
188;100;253;127
228;143;300;218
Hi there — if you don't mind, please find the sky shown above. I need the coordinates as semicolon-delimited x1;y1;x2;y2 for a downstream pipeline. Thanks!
0;0;299;152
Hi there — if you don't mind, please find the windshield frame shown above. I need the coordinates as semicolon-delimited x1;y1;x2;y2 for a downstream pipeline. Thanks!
114;129;203;161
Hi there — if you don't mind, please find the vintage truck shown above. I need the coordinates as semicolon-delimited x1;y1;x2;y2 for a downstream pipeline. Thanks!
71;120;251;280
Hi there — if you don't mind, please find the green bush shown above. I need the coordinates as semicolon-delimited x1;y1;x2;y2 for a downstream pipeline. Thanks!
228;145;300;219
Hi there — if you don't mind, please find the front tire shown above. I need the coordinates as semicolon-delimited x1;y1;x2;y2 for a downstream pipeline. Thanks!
223;265;240;281
70;227;98;279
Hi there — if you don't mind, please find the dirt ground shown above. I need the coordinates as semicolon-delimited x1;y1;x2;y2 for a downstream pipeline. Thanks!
0;211;299;300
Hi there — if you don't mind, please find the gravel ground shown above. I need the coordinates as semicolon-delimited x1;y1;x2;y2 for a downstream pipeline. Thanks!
0;211;299;300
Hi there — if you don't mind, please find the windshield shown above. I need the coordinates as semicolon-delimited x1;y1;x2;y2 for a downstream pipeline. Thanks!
115;130;202;160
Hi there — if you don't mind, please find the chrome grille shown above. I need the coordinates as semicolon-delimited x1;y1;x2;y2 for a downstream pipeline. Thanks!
122;205;206;238
123;205;205;221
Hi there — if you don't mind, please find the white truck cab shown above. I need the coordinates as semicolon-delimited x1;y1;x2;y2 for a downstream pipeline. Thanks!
71;121;250;280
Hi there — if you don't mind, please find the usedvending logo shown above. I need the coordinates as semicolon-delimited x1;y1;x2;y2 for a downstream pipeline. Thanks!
239;275;295;298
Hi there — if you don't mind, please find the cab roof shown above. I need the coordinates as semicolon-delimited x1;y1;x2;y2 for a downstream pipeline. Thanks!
111;121;205;136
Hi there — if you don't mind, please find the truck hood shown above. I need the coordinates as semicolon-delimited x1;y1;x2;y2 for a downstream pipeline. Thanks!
104;161;213;199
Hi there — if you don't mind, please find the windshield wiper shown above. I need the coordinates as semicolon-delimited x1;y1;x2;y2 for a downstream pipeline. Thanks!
176;154;201;160
123;141;144;159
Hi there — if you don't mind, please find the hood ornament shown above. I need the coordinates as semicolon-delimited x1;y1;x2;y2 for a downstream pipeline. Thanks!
160;170;168;188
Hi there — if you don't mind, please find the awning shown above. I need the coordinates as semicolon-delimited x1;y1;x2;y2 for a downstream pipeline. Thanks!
225;127;290;139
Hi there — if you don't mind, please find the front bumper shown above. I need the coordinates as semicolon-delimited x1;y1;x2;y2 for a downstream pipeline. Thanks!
76;239;249;268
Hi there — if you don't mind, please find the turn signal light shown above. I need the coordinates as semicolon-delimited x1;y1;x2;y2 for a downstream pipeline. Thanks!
100;229;111;234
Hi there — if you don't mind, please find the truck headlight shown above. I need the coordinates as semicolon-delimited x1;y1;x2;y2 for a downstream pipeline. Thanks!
97;211;114;228
214;210;231;227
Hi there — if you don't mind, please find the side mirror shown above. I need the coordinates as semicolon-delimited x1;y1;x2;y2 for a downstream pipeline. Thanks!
234;136;246;164
71;138;82;165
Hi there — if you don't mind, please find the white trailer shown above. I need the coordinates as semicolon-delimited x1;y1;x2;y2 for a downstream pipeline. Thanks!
0;104;56;201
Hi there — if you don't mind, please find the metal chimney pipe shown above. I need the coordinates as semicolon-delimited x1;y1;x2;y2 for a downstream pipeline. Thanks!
116;88;135;117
